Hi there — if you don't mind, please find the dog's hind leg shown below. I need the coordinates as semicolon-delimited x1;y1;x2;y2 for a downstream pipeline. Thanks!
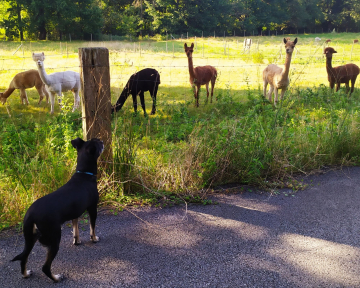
40;227;63;282
72;219;81;245
42;243;62;282
11;222;38;278
88;205;99;242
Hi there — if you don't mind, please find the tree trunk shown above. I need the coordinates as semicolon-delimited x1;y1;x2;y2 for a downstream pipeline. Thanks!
38;8;47;40
16;2;23;41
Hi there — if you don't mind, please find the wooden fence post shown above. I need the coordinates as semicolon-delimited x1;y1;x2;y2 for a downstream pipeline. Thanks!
78;47;112;170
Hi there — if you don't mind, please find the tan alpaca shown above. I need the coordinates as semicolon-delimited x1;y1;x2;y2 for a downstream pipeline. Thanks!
263;38;298;105
184;43;217;107
0;69;49;105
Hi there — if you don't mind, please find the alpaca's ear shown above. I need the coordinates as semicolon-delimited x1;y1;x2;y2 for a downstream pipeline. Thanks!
334;50;337;53
283;38;287;44
294;38;298;45
191;43;194;48
184;43;187;49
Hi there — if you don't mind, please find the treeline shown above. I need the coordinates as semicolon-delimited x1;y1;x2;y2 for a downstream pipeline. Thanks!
1;0;360;41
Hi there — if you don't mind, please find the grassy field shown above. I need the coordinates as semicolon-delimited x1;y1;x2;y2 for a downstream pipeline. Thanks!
1;32;360;230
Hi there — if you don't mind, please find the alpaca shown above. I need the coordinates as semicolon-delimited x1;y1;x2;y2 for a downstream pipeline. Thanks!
324;47;360;94
184;43;217;107
263;38;298;105
32;52;81;114
112;68;160;116
0;70;49;105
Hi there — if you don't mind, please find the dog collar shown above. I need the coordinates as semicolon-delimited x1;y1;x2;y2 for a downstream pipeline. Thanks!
76;171;96;176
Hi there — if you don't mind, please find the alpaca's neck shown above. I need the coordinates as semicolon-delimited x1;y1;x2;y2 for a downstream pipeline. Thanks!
281;52;293;79
187;56;196;79
326;57;334;74
37;62;51;85
1;87;15;99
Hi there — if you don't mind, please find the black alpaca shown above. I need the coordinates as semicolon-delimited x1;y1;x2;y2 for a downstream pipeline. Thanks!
112;68;160;115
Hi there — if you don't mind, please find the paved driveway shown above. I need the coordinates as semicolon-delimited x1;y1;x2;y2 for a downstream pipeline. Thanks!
1;167;360;287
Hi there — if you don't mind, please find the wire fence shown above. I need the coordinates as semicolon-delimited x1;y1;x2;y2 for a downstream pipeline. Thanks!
1;38;360;106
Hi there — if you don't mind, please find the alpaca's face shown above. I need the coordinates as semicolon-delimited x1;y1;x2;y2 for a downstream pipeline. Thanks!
184;43;194;58
37;60;43;68
284;38;297;54
324;47;337;58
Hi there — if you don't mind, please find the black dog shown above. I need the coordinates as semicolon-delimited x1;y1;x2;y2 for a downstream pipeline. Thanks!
12;137;104;282
112;68;160;116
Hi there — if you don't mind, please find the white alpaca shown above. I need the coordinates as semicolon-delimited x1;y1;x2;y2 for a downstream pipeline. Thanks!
32;52;81;114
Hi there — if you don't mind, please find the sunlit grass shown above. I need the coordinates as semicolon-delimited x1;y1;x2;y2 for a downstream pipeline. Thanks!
1;33;360;230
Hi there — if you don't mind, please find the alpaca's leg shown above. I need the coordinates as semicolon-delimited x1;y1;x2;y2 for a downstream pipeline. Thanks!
139;91;147;116
192;84;197;107
131;93;138;113
50;92;56;114
211;78;216;102
263;80;268;98
20;89;29;105
267;85;274;102
72;90;80;112
196;85;201;107
330;81;335;92
336;83;341;92
274;88;279;105
35;84;45;104
205;83;210;103
24;90;29;105
345;82;350;94
43;86;50;103
149;84;158;115
280;87;286;100
351;76;357;94
57;92;64;109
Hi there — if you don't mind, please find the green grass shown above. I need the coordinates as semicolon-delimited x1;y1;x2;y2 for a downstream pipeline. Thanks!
1;32;360;230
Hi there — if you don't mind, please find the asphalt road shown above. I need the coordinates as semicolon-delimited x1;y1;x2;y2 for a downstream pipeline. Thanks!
1;167;360;287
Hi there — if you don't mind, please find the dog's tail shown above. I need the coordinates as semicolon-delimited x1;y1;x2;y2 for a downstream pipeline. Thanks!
11;216;37;265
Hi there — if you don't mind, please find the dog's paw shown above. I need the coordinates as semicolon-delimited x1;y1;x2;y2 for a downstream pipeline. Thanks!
90;235;99;243
53;274;63;283
73;238;82;245
23;270;33;278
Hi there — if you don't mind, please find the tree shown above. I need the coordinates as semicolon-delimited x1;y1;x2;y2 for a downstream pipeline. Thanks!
19;0;103;40
1;0;25;40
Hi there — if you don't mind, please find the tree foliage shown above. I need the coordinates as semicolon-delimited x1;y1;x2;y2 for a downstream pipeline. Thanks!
1;0;360;40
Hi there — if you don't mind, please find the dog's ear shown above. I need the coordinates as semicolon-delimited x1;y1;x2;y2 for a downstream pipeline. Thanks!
71;138;85;150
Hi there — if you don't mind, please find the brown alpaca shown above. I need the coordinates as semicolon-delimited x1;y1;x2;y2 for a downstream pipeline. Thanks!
184;43;217;107
263;38;297;105
0;69;49;105
324;47;360;94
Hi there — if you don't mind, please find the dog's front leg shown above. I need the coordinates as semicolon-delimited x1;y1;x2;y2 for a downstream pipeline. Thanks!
72;219;81;245
88;206;99;242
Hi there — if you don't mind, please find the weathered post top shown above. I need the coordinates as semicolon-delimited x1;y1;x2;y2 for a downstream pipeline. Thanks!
78;47;112;168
